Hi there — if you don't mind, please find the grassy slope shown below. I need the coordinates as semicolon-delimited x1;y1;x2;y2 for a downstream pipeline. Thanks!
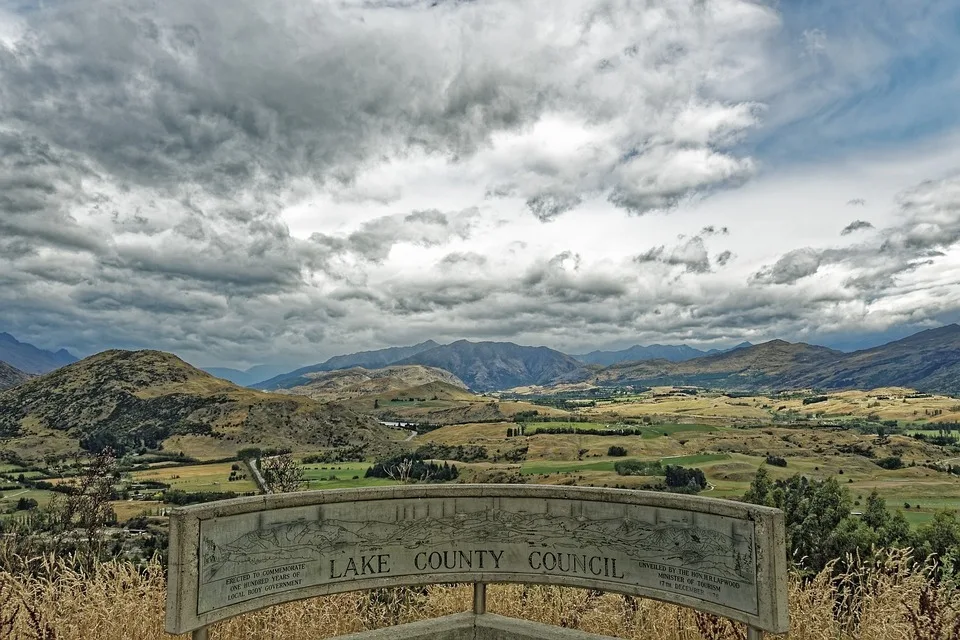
413;385;960;528
0;350;392;461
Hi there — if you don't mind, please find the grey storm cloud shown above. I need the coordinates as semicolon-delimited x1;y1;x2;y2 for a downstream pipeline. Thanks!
0;0;773;219
526;194;585;223
310;209;479;264
1;0;958;366
841;219;874;235
752;248;823;284
633;231;719;274
700;226;730;236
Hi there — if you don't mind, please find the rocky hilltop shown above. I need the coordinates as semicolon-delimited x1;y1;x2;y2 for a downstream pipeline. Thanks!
276;364;468;401
254;340;440;389
0;350;391;461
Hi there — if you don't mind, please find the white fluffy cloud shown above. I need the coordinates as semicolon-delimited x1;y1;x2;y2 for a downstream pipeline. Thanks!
0;0;959;366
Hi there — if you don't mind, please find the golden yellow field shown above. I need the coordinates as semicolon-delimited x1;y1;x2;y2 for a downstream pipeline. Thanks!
418;415;960;526
2;552;956;639
573;387;960;424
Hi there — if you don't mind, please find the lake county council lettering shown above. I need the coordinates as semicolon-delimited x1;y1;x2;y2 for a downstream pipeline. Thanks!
198;501;757;614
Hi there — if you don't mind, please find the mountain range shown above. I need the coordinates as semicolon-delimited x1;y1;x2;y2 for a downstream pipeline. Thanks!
572;342;753;366
238;327;960;395
4;325;960;401
0;332;77;374
255;339;583;392
393;340;585;391
2;325;960;462
593;325;960;394
204;364;295;387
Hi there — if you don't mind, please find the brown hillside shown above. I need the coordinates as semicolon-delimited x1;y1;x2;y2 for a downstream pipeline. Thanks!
594;340;841;384
0;350;390;460
279;365;467;401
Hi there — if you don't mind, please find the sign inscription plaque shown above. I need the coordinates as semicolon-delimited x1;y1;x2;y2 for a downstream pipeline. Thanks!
166;485;788;635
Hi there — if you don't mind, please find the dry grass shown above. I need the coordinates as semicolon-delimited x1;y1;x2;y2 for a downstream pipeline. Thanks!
573;387;960;425
1;552;959;639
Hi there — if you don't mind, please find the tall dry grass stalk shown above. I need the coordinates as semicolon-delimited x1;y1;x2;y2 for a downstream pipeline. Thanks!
1;550;958;640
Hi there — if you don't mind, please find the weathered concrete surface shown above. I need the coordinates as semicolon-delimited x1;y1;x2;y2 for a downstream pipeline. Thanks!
331;613;626;640
332;612;474;640
166;485;788;635
475;614;626;640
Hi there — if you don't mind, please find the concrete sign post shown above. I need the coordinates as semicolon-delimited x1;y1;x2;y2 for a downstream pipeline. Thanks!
166;485;789;639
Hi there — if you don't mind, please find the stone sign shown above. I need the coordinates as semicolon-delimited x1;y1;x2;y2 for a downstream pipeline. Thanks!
166;485;788;636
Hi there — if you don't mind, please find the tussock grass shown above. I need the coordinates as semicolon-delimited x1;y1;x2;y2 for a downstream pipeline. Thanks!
2;551;959;639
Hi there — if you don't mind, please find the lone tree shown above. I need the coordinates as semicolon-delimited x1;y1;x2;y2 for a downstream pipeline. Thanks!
260;454;306;493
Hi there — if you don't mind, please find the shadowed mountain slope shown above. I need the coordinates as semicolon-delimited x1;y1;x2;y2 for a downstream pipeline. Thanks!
203;364;293;386
396;340;587;391
0;332;77;374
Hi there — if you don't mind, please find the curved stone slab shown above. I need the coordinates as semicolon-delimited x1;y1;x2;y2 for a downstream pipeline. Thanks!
165;485;788;634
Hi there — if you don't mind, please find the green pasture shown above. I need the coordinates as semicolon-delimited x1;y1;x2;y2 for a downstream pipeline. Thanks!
133;462;258;494
521;459;619;475
0;464;27;474
301;463;372;482
303;477;399;490
660;453;731;466
0;488;56;519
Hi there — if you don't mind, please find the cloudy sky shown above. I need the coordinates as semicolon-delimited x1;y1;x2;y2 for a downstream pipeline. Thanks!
2;0;960;369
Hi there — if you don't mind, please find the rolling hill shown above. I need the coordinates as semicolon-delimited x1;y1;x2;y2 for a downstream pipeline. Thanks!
0;332;77;374
395;340;587;391
327;379;571;426
790;324;960;392
253;340;440;390
592;340;841;389
275;365;468;401
0;361;32;390
0;350;391;461
591;325;960;395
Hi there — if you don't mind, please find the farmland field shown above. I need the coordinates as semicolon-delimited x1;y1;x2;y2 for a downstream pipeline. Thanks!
132;462;258;494
6;385;955;530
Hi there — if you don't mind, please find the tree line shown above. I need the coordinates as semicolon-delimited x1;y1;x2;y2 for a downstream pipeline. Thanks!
743;467;960;575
